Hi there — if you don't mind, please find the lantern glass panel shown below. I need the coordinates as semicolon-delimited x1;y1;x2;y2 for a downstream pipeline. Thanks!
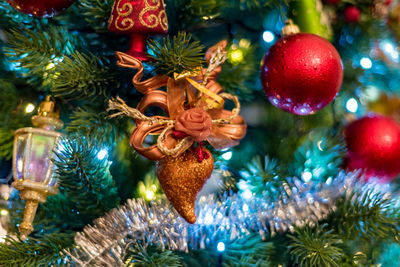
15;134;28;181
26;134;57;184
14;128;60;187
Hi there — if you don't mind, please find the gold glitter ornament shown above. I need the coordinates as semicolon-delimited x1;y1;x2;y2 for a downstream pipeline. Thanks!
156;147;214;223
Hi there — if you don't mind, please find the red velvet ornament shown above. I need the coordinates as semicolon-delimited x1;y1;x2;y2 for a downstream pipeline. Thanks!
344;6;361;23
108;0;168;61
261;33;343;115
5;0;76;17
345;115;400;181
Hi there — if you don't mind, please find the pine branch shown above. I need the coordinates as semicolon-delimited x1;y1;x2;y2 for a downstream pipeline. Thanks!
0;129;14;160
51;52;118;100
288;224;343;267
290;128;346;182
79;0;114;32
124;244;183;267
0;232;74;267
0;82;31;160
221;235;275;267
218;42;259;100
148;32;205;75
3;26;76;88
52;135;120;225
238;156;282;198
65;108;126;145
329;191;399;241
167;0;224;30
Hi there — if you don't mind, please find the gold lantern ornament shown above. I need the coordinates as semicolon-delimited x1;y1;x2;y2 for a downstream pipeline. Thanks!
12;96;63;240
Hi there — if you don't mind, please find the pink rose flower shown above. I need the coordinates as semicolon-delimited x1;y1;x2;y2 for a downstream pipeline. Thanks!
175;108;212;142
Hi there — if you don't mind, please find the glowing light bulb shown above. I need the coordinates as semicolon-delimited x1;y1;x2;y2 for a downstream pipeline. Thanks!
229;49;244;63
243;204;249;212
263;31;275;43
217;242;225;252
222;151;232;160
384;42;394;53
97;149;108;160
0;210;8;216
145;190;154;200
25;103;35;113
242;189;252;199
346;98;358;113
363;86;380;101
302;171;312;182
239;39;251;48
204;213;213;225
360;57;372;69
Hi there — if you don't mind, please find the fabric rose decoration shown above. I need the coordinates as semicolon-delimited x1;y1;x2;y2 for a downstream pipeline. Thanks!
175;108;212;142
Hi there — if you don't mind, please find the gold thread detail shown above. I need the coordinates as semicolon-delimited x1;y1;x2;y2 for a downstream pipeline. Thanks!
111;0;135;31
139;0;168;30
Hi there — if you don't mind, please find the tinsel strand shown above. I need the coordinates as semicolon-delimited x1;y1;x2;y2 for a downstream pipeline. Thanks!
66;171;392;266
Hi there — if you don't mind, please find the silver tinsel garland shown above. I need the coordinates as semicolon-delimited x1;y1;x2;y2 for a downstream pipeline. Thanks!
66;171;393;266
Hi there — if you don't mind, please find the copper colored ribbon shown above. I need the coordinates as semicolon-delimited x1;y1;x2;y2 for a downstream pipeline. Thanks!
114;42;246;161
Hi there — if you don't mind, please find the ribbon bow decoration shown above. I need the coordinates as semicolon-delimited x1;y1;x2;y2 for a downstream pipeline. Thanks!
108;41;247;161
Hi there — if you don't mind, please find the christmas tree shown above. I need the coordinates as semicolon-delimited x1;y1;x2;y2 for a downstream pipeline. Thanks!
0;0;399;266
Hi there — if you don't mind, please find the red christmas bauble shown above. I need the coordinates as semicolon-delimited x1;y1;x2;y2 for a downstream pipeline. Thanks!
344;6;361;23
261;33;343;115
323;0;341;5
5;0;76;17
345;115;400;181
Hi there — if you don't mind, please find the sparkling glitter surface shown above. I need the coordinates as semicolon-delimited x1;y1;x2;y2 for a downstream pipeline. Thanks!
156;148;214;223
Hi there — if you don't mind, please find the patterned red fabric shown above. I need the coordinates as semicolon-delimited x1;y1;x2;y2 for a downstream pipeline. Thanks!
108;0;168;34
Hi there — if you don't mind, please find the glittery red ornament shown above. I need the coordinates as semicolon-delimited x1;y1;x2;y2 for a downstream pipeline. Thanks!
261;33;343;115
5;0;76;17
345;115;400;181
108;0;168;61
344;6;361;23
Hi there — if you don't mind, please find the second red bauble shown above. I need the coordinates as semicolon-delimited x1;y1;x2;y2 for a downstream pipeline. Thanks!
345;115;400;181
344;6;361;23
5;0;76;17
261;33;343;115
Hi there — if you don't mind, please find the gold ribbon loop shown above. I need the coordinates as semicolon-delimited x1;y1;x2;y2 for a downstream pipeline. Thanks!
186;78;224;109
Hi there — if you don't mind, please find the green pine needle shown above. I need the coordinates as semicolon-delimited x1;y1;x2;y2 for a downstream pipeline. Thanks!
289;224;343;267
238;156;281;198
290;128;346;182
0;233;74;267
53;135;120;223
0;129;14;160
66;108;126;145
222;235;275;267
147;32;205;75
79;0;114;32
329;191;399;241
125;244;183;267
4;26;76;88
51;52;118;100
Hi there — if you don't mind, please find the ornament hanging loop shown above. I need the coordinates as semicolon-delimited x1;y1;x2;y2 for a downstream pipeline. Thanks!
282;19;301;36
